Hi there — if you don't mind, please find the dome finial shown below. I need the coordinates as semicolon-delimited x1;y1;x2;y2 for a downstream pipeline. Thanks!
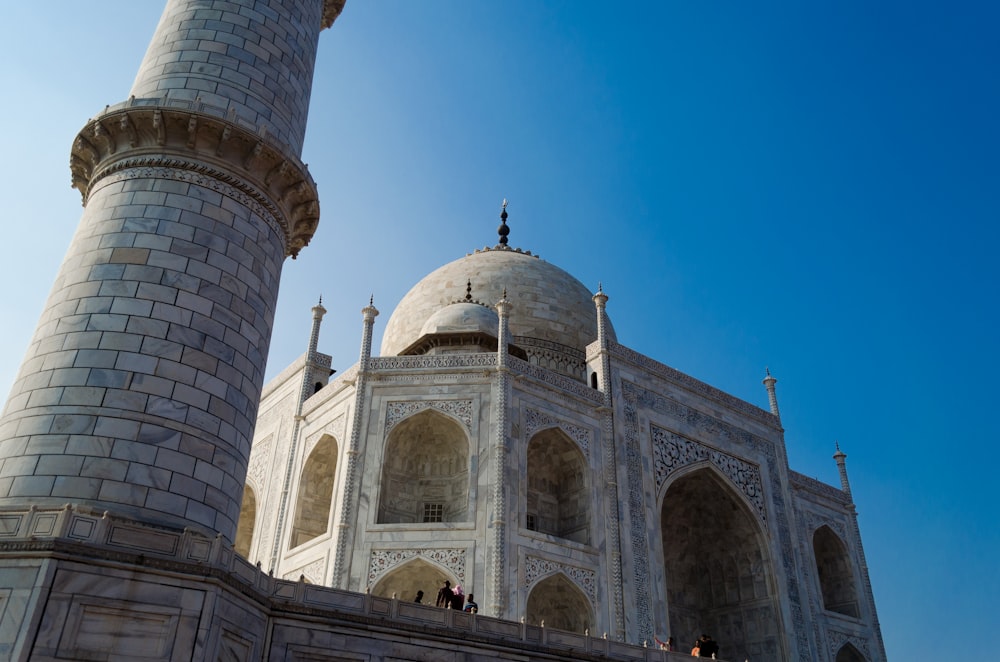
465;279;473;302
498;199;510;247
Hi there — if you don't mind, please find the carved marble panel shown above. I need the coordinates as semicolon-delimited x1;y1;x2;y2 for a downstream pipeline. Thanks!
523;556;597;604
247;434;274;493
384;400;474;434
367;548;467;587
285;557;326;585
524;408;591;455
827;629;872;661
651;425;766;527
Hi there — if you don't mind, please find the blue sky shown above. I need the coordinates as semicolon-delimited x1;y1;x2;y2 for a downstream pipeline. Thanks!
2;3;998;659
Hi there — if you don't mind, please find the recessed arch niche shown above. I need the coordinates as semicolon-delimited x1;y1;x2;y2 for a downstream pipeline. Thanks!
377;409;470;524
371;557;455;604
234;483;257;558
526;427;590;544
814;525;860;617
525;573;592;634
835;642;867;662
289;434;338;549
661;466;780;661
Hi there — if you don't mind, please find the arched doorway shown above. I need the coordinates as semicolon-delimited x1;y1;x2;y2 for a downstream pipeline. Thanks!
835;642;867;662
814;525;860;617
525;573;592;634
377;409;470;524
234;483;257;558
289;434;338;549
661;467;780;660
371;557;455;605
526;428;590;544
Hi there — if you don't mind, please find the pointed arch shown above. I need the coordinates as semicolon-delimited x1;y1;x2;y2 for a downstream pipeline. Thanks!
289;434;339;549
525;572;593;634
814;525;860;617
660;466;781;661
371;557;456;603
526;427;590;544
835;642;867;662
377;409;471;524
234;483;257;558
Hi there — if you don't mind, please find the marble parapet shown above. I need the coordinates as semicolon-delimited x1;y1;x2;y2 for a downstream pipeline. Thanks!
0;504;698;660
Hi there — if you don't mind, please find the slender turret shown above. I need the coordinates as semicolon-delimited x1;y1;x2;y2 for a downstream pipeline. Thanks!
592;284;626;640
332;297;379;586
833;441;852;497
0;0;344;543
763;368;781;419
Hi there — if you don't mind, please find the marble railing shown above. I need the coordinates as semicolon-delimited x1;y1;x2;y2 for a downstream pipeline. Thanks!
0;504;702;661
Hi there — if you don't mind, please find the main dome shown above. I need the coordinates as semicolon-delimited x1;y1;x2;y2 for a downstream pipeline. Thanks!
381;248;614;359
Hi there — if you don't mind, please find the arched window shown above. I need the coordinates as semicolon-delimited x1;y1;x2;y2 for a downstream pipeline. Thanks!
234;483;257;558
289;434;338;549
525;573;592;634
377;409;470;524
590;372;598;389
814;525;860;617
661;467;780;661
526;428;590;544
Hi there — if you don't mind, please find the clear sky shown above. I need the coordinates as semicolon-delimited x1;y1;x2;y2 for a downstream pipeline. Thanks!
2;3;998;659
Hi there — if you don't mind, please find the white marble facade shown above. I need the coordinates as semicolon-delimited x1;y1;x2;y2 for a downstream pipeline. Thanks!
236;242;885;662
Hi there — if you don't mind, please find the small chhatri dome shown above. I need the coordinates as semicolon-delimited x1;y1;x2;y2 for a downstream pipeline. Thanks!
420;302;499;338
418;280;498;337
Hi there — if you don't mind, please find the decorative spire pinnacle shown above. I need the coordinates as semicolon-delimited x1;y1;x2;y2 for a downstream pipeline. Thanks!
498;199;510;246
465;279;473;302
762;368;780;419
311;294;327;318
833;442;852;496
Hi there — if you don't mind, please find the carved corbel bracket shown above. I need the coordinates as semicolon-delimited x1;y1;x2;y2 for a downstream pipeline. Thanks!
321;0;347;29
70;103;321;258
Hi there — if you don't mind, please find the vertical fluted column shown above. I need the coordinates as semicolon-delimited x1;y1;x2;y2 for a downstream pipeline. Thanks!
0;0;344;542
763;368;781;420
593;288;625;639
331;299;378;587
267;299;326;571
490;291;512;617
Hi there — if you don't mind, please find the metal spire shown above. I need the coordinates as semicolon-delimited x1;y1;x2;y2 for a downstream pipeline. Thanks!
498;198;509;246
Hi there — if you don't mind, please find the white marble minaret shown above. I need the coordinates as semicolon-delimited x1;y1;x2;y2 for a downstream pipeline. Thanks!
0;0;343;542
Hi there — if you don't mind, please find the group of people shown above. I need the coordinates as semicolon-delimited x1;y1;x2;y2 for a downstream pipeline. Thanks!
413;581;478;613
655;633;719;658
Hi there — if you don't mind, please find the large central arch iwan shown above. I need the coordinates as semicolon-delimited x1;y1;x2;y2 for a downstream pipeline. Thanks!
660;464;783;661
